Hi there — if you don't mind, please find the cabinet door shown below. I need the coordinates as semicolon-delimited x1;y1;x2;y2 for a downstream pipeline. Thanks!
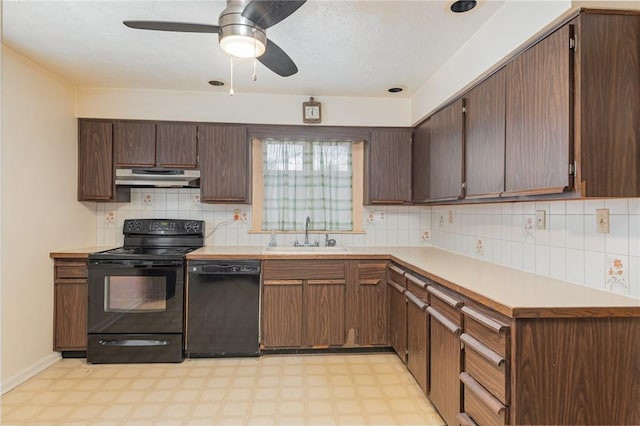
388;280;407;362
357;261;388;346
156;123;198;168
198;125;250;203
504;25;572;196
305;280;346;346
114;121;156;167
261;281;303;347
429;316;462;426
366;129;412;204
412;119;430;202
429;99;464;201
578;13;640;197
465;70;506;198
406;293;429;394
54;282;88;350
78;120;114;201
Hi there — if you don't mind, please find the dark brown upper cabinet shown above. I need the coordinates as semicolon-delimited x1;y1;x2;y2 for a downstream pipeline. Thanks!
504;24;572;197
575;12;640;197
156;123;198;168
428;99;465;201
365;128;412;204
464;69;506;199
198;124;250;203
114;121;198;169
78;119;129;201
412;119;430;203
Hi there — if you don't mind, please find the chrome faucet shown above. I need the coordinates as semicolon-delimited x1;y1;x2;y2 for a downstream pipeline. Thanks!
304;216;311;245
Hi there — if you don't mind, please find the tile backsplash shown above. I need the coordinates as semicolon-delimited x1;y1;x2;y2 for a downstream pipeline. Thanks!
96;190;640;299
96;189;432;248
430;199;640;299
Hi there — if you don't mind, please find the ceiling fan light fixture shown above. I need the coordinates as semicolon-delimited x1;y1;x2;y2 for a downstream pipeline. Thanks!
220;33;266;58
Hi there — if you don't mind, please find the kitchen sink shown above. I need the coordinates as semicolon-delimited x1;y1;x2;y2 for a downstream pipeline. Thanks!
262;246;352;254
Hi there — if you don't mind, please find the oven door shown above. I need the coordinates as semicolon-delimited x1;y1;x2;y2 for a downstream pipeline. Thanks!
88;259;184;334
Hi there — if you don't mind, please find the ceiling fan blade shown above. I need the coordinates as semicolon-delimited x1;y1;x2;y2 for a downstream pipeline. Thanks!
123;21;220;33
258;39;298;77
241;1;306;29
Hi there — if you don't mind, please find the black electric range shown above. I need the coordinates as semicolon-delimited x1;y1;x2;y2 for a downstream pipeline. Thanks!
87;219;205;363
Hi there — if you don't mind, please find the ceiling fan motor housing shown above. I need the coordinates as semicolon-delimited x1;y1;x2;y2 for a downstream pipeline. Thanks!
218;0;267;58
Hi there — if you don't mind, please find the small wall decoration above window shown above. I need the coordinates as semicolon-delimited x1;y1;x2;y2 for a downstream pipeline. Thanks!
303;97;322;124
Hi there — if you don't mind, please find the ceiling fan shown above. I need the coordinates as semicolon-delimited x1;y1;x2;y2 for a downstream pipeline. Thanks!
123;0;306;77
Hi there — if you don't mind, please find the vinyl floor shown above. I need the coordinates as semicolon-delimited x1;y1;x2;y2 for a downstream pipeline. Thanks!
1;353;445;425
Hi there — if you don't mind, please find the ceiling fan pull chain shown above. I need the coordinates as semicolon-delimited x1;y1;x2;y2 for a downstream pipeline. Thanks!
230;57;235;96
253;58;258;82
252;28;258;81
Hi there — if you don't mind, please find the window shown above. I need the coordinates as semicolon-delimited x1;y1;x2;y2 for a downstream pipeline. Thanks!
261;139;353;231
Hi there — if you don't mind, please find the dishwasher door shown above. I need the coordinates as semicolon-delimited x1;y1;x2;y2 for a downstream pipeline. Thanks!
186;260;261;357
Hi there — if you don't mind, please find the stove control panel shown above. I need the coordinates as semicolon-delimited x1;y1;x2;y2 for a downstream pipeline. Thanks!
123;219;205;236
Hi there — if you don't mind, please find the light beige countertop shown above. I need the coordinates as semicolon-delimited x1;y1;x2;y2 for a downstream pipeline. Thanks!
50;247;116;259
187;246;640;318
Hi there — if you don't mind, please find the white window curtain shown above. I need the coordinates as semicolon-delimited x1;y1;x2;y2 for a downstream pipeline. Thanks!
262;138;353;231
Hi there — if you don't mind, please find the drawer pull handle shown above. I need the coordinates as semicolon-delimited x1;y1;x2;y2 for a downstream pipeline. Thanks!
308;280;346;285
264;279;303;285
461;333;505;366
388;280;406;294
406;291;428;311
462;306;508;334
456;412;478;426
405;273;428;289
427;285;464;308
359;279;381;285
427;306;461;336
460;372;506;416
389;265;406;276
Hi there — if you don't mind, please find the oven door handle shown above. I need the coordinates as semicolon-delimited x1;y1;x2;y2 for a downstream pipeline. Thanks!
98;339;170;347
90;260;183;268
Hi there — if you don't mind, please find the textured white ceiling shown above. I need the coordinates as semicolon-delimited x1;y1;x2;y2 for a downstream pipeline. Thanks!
2;0;505;98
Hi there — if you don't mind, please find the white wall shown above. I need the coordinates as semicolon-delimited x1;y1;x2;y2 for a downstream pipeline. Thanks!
1;47;96;393
76;88;412;127
410;0;572;124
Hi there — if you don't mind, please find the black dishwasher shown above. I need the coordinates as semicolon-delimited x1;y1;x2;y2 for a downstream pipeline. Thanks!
186;260;260;357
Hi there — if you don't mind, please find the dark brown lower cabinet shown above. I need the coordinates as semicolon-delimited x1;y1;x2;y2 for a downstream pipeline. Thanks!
261;280;303;347
406;292;428;394
388;279;407;362
261;260;346;349
427;286;464;426
356;261;388;346
53;259;88;351
305;280;346;346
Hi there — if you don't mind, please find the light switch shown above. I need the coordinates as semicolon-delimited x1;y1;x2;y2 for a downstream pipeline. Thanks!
596;208;610;233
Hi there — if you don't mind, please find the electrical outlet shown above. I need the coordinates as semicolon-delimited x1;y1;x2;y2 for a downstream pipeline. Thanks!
536;210;546;230
448;210;454;224
596;208;610;233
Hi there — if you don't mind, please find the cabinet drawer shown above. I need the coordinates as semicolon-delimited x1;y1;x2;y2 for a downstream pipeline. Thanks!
358;261;387;285
462;333;509;405
388;264;406;288
427;285;463;328
405;272;429;301
262;260;345;280
55;261;88;280
462;305;509;357
461;372;508;426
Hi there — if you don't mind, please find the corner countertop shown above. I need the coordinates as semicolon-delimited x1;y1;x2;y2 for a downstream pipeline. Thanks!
187;245;640;318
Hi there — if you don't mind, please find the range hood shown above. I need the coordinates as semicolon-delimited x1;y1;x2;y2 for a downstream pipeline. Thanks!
115;169;200;188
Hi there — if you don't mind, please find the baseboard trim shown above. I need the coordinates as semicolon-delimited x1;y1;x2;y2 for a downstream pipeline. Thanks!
1;352;61;395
